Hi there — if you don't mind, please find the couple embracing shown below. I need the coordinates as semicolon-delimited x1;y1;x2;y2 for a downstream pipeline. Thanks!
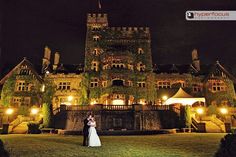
83;114;101;147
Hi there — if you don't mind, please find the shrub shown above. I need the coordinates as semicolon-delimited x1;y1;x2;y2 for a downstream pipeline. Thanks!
180;105;192;128
215;134;236;157
42;103;54;128
0;139;9;157
27;122;41;134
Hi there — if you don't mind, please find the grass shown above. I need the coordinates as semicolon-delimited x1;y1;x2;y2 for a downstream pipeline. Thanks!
0;133;225;157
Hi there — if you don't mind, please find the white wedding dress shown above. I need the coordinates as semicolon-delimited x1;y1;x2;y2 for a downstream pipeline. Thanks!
88;121;101;147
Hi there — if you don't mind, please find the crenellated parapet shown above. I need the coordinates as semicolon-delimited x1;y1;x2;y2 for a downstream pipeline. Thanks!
87;13;108;28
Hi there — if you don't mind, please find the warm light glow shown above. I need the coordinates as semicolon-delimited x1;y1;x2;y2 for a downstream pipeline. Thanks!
220;107;228;115
162;95;168;101
67;96;74;101
41;84;45;92
139;99;146;105
90;100;98;105
5;108;14;115
46;71;50;74
31;108;39;115
196;107;204;115
112;99;125;105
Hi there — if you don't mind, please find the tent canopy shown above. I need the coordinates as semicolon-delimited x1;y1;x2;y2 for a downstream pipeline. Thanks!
164;88;205;105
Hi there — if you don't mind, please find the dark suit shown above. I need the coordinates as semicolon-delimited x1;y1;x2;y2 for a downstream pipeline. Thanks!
83;118;90;146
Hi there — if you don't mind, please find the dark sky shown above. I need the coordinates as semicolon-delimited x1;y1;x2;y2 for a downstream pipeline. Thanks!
2;0;236;71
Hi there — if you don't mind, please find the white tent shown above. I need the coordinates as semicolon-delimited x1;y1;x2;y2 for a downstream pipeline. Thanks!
164;88;205;105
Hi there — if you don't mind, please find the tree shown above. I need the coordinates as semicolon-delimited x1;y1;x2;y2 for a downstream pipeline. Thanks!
42;79;56;128
42;103;53;128
180;105;192;129
1;73;16;107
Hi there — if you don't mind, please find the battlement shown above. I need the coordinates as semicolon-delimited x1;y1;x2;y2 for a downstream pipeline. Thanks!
87;13;108;27
109;27;150;33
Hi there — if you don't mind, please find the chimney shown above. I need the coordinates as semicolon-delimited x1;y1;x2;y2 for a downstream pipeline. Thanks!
42;46;51;73
53;52;60;70
192;49;200;71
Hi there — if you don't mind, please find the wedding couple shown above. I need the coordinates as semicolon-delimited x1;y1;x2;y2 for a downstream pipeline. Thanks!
83;114;101;147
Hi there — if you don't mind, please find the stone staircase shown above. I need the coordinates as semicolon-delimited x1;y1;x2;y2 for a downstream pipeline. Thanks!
192;115;226;133
11;122;29;134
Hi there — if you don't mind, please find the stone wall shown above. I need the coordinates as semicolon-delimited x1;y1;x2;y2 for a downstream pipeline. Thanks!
54;105;179;131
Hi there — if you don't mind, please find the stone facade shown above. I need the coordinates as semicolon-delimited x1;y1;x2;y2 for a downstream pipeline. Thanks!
0;12;236;131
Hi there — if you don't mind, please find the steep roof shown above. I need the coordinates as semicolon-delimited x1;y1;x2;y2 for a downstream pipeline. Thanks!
0;58;43;84
54;63;84;74
153;64;198;74
203;61;236;83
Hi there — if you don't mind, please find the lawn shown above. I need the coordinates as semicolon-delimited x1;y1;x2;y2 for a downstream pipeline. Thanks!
0;133;225;157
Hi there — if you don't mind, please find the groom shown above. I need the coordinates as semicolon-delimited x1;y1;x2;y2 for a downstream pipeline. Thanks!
83;113;92;146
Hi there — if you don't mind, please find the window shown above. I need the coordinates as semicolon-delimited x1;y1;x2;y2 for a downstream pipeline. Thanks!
212;81;226;92
128;80;133;87
13;97;21;107
138;48;144;54
157;81;171;89
111;63;125;69
137;62;145;72
112;79;124;86
90;78;98;88
93;35;100;41
19;65;31;75
16;81;30;91
91;61;99;71
58;82;71;90
193;84;202;92
127;64;134;70
102;81;108;87
103;64;109;70
137;82;146;88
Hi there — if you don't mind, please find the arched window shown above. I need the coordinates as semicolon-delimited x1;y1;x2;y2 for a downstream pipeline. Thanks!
112;79;124;86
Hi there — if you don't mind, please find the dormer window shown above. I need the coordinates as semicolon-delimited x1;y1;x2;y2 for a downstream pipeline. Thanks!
93;35;100;41
138;48;144;54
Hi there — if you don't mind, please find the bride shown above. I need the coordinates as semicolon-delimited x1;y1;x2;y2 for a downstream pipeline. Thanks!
88;116;101;147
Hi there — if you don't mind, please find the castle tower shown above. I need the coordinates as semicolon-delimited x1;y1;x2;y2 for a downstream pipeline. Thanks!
84;12;154;105
192;49;200;71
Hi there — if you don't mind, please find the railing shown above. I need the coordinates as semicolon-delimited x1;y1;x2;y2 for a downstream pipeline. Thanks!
148;105;170;110
191;117;199;131
102;105;133;111
9;116;32;133
210;115;226;132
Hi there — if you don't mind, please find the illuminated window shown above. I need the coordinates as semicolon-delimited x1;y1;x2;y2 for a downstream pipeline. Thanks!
211;80;226;92
193;84;202;92
16;81;30;91
157;81;171;89
102;81;108;87
90;78;98;88
137;62;145;72
111;63;125;69
138;48;144;54
127;64;134;70
19;65;31;75
137;82;146;88
93;35;100;41
91;61;99;71
13;97;21;107
58;82;71;90
103;64;109;70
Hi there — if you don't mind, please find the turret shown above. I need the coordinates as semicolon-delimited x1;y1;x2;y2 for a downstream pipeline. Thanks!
192;49;200;71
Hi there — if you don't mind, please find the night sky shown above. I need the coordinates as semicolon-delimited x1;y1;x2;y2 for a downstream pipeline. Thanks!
2;0;236;73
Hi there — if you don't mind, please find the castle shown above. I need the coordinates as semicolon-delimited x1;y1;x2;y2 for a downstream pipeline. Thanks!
0;13;235;131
